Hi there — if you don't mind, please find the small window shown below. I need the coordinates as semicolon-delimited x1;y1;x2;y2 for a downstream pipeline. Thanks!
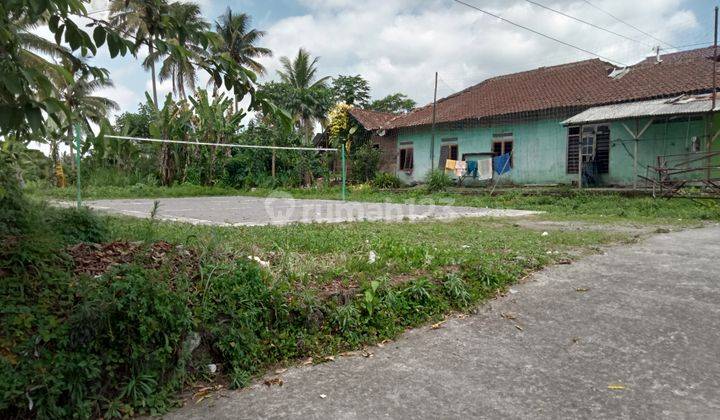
399;147;414;171
448;144;458;160
492;138;513;167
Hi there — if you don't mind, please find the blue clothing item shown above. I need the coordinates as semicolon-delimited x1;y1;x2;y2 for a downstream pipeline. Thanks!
466;160;478;177
493;153;512;175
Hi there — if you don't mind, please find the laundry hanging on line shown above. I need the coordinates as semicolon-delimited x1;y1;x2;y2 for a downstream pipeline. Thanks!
466;160;478;178
477;158;493;180
493;153;512;175
454;160;467;177
445;159;457;173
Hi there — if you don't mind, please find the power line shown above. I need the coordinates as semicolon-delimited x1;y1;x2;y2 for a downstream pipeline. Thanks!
453;0;628;66
581;0;678;50
524;0;652;48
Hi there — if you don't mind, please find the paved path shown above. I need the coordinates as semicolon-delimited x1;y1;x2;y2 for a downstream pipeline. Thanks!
167;225;720;419
80;195;537;226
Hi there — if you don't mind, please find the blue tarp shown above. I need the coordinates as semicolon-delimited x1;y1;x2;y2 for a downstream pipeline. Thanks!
493;153;512;175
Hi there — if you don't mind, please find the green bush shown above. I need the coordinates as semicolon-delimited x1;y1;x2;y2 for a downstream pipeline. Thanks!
349;144;380;183
372;172;402;189
47;207;109;244
1;264;195;418
424;169;453;193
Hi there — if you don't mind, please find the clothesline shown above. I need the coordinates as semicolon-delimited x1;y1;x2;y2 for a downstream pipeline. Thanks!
444;153;512;179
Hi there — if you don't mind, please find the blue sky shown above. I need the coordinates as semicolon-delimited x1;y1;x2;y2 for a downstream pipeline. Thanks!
76;0;720;116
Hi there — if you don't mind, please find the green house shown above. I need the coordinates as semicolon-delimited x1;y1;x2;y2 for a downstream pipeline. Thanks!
372;47;720;187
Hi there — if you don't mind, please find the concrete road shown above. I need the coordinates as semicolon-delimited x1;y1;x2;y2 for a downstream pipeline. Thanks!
167;225;720;419
80;195;537;226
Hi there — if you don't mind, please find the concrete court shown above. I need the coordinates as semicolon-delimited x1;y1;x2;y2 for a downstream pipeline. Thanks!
166;225;720;419
81;195;538;226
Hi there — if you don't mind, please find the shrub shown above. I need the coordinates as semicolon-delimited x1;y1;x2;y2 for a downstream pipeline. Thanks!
1;264;195;418
47;206;109;244
424;169;453;193
349;144;380;183
372;172;402;189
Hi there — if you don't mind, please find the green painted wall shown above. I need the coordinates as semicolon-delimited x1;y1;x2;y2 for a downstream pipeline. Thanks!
395;114;713;186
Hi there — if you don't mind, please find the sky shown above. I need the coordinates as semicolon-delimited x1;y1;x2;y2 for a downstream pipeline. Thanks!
45;0;720;116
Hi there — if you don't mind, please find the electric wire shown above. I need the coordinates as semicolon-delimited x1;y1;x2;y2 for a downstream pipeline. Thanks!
581;0;678;49
523;0;652;48
453;0;628;66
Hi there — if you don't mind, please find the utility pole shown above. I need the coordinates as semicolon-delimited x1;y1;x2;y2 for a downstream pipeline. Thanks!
710;6;718;183
430;72;438;171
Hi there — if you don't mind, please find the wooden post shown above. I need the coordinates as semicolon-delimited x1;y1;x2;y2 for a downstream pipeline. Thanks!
430;72;438;171
634;119;639;190
710;6;718;182
271;149;276;179
578;125;583;189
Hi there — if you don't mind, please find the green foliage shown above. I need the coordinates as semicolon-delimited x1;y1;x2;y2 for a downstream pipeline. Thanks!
369;93;416;114
48;206;109;243
332;75;370;107
371;172;402;189
349;144;381;183
424;169;453;193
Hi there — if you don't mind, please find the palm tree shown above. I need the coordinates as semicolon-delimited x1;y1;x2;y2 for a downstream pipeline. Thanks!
51;67;119;170
152;2;209;99
277;48;330;143
109;0;168;105
214;8;272;108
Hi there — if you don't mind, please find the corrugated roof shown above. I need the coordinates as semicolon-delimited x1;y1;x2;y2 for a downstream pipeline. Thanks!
562;94;720;125
388;46;718;129
348;108;397;130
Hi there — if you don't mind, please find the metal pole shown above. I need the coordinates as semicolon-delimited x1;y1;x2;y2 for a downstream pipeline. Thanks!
341;143;346;201
74;124;82;208
578;126;582;189
710;6;718;183
634;119;639;190
430;72;438;171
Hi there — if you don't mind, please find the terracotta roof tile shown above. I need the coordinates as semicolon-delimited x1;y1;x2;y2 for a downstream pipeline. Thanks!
389;47;718;129
348;108;397;130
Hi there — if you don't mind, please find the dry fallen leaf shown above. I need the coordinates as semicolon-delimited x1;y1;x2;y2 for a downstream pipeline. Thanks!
263;377;284;387
431;320;446;329
576;287;590;292
275;368;287;374
319;394;327;399
515;325;524;331
323;356;335;362
301;357;313;365
361;350;374;358
607;384;626;390
500;312;517;320
456;314;468;319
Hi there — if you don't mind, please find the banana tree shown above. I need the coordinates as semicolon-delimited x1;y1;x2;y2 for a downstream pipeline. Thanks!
188;90;244;184
146;93;192;185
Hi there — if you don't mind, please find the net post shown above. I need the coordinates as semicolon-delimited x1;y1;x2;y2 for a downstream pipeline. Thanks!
75;124;82;208
341;143;347;201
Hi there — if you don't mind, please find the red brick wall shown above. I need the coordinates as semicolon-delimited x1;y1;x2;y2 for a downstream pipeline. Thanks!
372;130;397;173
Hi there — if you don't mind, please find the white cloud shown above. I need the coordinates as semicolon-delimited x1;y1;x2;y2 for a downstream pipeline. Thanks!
259;0;701;106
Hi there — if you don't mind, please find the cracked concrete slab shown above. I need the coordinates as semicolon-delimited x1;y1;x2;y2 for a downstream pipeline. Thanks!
71;195;538;226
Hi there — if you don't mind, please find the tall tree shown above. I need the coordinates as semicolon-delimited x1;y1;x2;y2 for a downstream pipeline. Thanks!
214;8;272;75
152;1;209;99
276;48;330;143
214;8;271;108
109;0;168;105
51;67;119;169
369;93;416;114
332;75;370;107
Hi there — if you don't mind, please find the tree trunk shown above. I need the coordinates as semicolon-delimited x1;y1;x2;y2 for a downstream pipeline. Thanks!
67;125;75;171
149;40;158;105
